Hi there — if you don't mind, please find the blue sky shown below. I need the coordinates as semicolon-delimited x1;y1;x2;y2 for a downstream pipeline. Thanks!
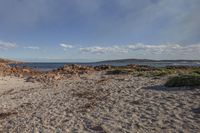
0;0;200;62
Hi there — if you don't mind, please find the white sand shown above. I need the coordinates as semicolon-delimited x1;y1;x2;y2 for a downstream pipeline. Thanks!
0;73;200;132
0;76;41;94
0;76;41;119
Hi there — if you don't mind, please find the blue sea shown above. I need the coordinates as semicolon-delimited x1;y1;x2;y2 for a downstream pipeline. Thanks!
10;61;200;71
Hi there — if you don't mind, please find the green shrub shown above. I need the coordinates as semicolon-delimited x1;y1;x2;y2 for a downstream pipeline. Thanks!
136;72;145;77
106;69;131;75
151;70;168;76
192;70;200;75
165;74;200;87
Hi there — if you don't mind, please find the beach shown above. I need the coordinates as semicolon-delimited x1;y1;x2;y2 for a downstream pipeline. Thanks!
0;66;200;132
1;0;200;132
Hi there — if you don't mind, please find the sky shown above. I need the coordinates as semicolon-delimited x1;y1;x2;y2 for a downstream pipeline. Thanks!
0;0;200;62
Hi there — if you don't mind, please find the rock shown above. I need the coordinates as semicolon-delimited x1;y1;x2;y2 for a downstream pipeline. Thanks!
53;75;61;80
55;64;94;75
0;63;9;68
26;76;36;83
22;68;31;73
18;74;24;78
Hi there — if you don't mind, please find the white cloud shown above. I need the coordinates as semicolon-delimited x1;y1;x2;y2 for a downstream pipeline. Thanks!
79;43;200;56
126;43;182;53
24;46;40;50
80;46;128;54
128;43;200;55
80;46;108;54
60;43;73;50
0;40;17;50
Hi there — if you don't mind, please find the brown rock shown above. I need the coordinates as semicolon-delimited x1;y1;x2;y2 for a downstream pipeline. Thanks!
22;68;31;73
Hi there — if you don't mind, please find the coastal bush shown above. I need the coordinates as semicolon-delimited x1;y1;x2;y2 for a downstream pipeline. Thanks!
165;74;200;87
192;70;200;75
151;70;169;77
106;69;131;75
136;72;146;77
136;69;173;77
106;66;200;77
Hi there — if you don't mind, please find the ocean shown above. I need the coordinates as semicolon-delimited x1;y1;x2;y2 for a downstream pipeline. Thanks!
10;61;200;71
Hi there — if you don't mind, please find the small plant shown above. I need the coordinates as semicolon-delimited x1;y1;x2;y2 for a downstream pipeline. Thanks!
165;74;200;87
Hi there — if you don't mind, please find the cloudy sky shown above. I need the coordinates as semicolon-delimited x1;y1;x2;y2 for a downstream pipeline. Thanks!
0;0;200;62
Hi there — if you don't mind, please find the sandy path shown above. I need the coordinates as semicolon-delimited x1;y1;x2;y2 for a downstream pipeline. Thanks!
0;73;200;132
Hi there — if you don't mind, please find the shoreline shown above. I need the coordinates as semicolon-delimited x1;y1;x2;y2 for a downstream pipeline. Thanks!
6;57;200;72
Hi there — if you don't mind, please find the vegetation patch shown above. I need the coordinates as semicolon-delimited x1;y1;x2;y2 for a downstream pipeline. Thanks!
104;65;200;78
192;70;200;75
165;74;200;87
106;69;132;75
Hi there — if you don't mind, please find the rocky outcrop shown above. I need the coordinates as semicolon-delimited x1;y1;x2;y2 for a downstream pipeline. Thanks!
0;63;12;76
54;64;94;75
0;63;9;68
1;63;159;84
0;58;20;64
0;63;41;78
24;64;91;83
1;63;95;84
